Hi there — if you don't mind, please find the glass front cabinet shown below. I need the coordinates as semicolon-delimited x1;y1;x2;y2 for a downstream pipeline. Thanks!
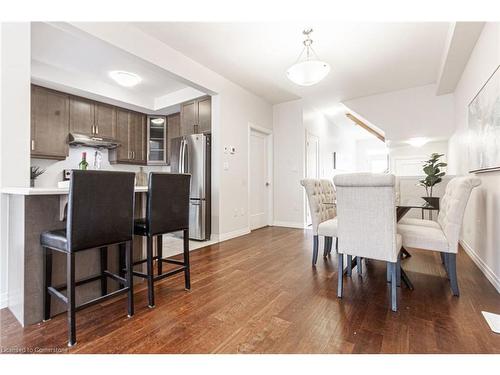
147;115;167;165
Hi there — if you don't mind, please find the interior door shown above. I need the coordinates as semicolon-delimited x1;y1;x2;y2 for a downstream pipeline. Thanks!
305;132;320;225
249;129;270;230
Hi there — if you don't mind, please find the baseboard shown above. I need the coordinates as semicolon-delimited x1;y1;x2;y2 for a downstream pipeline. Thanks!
0;291;8;309
460;239;500;293
273;221;306;229
215;227;251;243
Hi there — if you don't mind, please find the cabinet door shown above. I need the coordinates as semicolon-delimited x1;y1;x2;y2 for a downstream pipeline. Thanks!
69;96;94;136
94;102;116;138
31;86;69;160
167;113;180;165
115;109;130;162
197;96;211;133
180;100;197;135
130;112;146;164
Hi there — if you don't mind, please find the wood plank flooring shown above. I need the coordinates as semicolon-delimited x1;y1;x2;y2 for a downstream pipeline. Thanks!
1;226;499;353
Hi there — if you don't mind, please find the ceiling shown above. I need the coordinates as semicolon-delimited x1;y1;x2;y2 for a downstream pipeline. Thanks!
31;22;198;112
134;22;451;112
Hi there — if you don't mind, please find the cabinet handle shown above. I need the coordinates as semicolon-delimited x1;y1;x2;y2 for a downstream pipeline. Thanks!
133;151;135;159
31;140;35;151
95;125;99;135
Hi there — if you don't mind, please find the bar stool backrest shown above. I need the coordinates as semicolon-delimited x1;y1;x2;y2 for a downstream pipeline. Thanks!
146;173;191;236
67;170;136;252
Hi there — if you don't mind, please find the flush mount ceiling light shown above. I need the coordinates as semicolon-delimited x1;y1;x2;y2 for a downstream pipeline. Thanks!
151;118;165;125
406;137;429;147
286;29;330;86
109;70;142;87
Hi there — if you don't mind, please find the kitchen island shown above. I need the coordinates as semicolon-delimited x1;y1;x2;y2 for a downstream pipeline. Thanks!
1;186;149;326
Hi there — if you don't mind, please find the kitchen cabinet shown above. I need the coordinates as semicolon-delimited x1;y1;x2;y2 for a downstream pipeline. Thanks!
94;102;116;138
69;96;116;138
109;109;146;165
147;116;167;165
166;113;180;165
31;85;70;160
180;96;211;135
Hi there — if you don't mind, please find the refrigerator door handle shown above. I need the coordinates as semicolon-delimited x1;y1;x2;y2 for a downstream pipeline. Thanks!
178;139;184;173
183;139;189;174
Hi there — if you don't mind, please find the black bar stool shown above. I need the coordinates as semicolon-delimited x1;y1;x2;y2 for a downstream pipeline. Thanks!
41;170;136;347
131;172;191;308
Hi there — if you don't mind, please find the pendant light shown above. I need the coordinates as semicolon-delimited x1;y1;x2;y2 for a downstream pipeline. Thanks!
286;29;330;86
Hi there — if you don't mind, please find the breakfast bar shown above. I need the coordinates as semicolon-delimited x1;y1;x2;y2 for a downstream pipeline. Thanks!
1;186;149;326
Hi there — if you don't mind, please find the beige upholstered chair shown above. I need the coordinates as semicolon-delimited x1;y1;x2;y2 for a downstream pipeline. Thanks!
300;179;338;265
397;176;481;296
334;173;402;311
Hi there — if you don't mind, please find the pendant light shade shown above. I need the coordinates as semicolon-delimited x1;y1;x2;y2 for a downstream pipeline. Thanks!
287;29;330;86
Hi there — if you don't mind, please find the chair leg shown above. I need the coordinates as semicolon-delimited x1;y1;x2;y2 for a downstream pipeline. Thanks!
146;237;155;308
386;263;391;283
183;229;191;290
335;237;338;254
357;256;363;276
337;253;344;298
99;247;108;296
390;262;398;312
43;247;52;321
396;253;401;287
323;236;332;258
448;253;460;296
443;253;449;277
125;241;134;317
118;243;126;282
157;235;163;276
67;252;76;347
312;235;319;266
346;255;352;276
440;252;445;264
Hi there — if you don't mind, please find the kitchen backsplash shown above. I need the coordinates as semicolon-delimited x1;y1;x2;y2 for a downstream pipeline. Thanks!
32;146;169;187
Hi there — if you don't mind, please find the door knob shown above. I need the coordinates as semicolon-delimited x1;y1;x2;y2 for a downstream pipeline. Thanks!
265;182;270;186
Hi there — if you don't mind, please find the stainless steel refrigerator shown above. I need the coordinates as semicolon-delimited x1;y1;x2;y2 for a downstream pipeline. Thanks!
171;134;211;240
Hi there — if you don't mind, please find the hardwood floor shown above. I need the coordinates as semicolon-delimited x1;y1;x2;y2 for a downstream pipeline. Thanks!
1;226;499;353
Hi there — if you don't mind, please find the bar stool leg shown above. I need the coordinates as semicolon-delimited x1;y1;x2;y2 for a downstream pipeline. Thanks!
43;247;52;321
125;241;134;317
183;229;191;290
118;243;126;282
67;252;76;347
99;247;108;296
146;236;155;308
157;235;163;276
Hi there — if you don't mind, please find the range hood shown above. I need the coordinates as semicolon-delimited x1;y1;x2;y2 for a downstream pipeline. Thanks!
68;133;120;149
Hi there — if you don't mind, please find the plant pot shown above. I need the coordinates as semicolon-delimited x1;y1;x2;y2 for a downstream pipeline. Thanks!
422;196;439;209
30;179;35;188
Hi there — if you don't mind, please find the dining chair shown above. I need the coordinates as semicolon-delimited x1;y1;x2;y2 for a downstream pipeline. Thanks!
300;179;338;265
334;173;402;312
397;176;481;296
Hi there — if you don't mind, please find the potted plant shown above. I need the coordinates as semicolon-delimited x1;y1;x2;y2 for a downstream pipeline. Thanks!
30;166;45;187
418;153;446;208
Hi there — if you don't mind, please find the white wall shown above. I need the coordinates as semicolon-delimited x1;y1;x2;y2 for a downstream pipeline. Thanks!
344;84;455;142
0;23;31;308
448;22;500;292
355;138;388;173
273;100;305;228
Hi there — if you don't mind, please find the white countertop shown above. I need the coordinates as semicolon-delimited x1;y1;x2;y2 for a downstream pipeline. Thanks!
1;186;149;195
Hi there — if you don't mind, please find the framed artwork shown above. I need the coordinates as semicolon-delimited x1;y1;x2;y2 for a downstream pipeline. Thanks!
468;64;500;173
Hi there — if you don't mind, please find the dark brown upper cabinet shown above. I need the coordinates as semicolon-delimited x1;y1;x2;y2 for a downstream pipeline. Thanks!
166;113;180;165
31;85;70;160
180;96;211;135
69;96;116;138
109;109;146;165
